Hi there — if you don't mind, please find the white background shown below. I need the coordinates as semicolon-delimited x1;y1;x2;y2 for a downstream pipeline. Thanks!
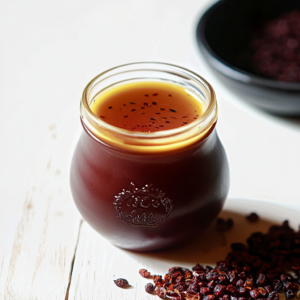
0;0;299;298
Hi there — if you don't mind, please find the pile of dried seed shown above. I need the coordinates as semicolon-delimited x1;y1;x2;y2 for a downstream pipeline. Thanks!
250;10;300;83
146;220;300;299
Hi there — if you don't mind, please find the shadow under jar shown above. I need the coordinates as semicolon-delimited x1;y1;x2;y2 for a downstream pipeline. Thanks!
70;62;229;252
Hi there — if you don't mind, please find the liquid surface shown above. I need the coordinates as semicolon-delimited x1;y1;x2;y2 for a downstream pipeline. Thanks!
91;81;204;132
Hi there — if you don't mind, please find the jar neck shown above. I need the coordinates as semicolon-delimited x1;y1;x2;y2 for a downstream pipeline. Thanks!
80;62;218;154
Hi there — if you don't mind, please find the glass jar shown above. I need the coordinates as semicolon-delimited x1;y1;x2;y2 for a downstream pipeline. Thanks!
70;62;229;251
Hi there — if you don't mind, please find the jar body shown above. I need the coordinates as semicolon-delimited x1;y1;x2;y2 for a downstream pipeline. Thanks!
70;123;229;251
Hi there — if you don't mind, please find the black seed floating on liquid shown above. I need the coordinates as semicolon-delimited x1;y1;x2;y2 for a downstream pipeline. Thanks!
100;116;105;118
153;93;158;96
160;108;165;111
182;116;187;118
144;94;149;97
183;122;188;124
129;102;135;104
155;113;160;114
159;125;164;127
152;102;157;105
141;107;144;109
144;102;150;106
165;121;170;123
123;104;126;106
124;115;128;118
150;118;156;120
169;109;176;112
108;106;112;109
169;94;172;97
131;109;136;112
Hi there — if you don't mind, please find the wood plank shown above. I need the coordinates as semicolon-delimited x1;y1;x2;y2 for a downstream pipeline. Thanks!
68;199;300;300
0;116;82;299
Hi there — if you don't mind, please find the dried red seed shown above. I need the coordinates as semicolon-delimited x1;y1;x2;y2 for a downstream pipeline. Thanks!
169;267;184;275
185;290;201;300
114;278;128;288
289;284;299;291
264;285;272;293
156;287;167;299
187;283;199;293
258;287;268;297
154;275;162;281
249;11;300;83
286;289;295;299
246;213;259;223
176;276;185;283
139;268;150;278
165;274;173;284
203;295;215;300
174;283;187;292
166;283;176;291
166;289;182;300
256;273;267;286
250;288;260;299
214;284;226;297
184;270;193;280
238;272;246;280
192;264;205;272
142;219;300;300
200;287;211;295
238;287;247;296
283;280;292;291
219;275;229;284
207;280;217;288
226;284;238;295
145;283;154;294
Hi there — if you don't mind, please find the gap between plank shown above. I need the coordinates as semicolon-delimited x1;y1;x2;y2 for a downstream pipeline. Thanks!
65;219;83;300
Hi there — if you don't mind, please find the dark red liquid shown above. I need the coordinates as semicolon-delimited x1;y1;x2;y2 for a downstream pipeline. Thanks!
70;124;229;251
91;81;204;132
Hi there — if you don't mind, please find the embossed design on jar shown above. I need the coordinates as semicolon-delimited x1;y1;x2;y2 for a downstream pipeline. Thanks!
113;182;173;228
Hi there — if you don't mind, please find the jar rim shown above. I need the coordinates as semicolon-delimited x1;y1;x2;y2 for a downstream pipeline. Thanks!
81;62;218;153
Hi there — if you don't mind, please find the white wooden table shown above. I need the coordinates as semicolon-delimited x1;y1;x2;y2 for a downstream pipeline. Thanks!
1;0;300;299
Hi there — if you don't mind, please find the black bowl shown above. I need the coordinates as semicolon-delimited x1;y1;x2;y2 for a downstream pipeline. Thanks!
196;0;300;93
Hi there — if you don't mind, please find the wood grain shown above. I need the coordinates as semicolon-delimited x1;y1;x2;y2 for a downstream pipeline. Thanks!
0;117;82;299
68;199;300;300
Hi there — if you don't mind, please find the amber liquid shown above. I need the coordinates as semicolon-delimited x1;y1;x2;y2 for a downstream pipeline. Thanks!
70;79;229;251
91;81;204;132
